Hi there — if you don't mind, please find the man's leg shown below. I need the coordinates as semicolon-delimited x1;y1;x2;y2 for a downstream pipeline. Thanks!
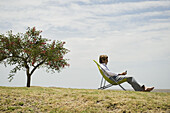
126;77;144;91
110;76;144;91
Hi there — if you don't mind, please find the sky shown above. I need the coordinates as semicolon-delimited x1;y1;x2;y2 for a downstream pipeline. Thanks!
0;0;170;89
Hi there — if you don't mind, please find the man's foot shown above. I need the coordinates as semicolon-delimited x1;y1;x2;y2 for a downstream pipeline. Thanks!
145;87;154;92
141;85;154;92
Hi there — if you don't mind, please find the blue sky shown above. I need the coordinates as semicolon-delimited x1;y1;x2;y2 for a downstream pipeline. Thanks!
0;0;170;89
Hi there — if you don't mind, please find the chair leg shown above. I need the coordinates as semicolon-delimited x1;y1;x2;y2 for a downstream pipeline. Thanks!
99;77;107;89
100;77;104;88
98;77;108;89
103;79;106;88
118;84;126;91
98;76;126;91
98;77;112;90
98;83;113;90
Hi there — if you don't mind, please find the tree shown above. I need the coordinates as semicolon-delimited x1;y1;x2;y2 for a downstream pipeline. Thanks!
0;27;70;87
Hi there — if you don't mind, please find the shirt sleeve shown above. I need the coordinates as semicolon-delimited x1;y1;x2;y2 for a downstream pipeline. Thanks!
106;70;117;76
100;64;118;77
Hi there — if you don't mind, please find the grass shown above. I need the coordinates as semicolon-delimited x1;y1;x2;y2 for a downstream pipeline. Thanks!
0;86;169;113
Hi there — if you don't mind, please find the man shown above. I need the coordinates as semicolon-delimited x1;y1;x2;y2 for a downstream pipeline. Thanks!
99;55;154;92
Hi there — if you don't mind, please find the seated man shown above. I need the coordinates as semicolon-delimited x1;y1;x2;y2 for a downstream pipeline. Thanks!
99;55;154;92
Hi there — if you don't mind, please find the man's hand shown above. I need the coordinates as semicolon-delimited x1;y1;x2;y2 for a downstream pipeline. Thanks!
118;71;127;75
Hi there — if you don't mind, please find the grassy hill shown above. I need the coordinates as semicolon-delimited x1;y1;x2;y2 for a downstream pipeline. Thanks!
0;86;169;113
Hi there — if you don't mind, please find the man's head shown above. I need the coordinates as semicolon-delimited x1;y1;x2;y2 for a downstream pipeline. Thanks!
99;55;108;64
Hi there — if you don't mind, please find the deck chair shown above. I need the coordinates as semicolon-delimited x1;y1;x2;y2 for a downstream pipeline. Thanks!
93;60;126;91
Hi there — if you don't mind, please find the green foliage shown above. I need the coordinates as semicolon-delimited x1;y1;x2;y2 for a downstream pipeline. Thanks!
0;27;70;82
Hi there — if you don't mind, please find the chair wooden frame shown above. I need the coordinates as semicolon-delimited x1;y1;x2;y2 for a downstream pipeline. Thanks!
93;60;126;91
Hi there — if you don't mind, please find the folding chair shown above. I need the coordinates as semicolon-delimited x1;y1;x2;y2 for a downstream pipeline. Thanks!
93;60;126;91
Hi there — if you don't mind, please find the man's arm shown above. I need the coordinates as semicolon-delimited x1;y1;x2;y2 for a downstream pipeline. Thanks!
101;64;117;76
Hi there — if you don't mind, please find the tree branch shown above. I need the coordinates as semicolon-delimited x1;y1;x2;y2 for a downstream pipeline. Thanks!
30;59;46;76
7;55;29;72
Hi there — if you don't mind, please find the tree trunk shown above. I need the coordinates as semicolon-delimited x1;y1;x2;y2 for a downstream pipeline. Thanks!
25;60;45;87
27;74;31;87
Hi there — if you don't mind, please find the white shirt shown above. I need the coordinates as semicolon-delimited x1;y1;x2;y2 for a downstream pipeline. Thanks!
100;63;118;78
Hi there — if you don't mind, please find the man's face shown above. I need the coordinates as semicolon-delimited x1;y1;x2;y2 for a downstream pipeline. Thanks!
105;57;108;64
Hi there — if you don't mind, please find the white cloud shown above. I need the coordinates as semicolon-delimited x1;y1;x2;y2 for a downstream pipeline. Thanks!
0;0;170;89
74;1;170;15
1;0;169;34
0;0;169;62
0;0;43;7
